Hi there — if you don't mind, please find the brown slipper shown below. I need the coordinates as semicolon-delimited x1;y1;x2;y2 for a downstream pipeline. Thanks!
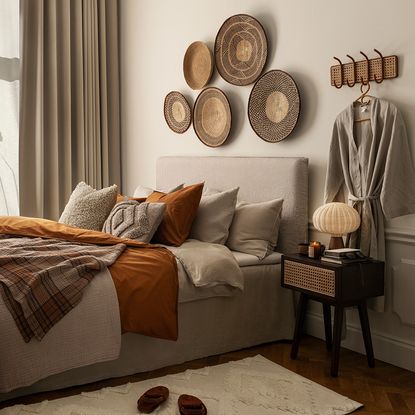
178;394;207;415
137;386;169;413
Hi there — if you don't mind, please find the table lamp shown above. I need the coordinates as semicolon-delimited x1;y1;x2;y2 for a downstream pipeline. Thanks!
312;202;361;249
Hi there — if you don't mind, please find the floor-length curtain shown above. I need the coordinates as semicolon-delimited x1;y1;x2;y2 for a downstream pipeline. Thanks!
19;0;121;220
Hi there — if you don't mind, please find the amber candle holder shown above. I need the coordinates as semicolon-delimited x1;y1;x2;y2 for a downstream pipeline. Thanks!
308;241;322;259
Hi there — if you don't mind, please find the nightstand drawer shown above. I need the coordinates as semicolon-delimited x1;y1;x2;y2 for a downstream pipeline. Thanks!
283;259;336;297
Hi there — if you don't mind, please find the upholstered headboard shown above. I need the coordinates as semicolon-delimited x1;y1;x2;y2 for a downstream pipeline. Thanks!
157;157;308;254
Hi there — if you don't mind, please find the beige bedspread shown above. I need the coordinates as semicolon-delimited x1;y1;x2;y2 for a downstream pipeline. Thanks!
0;267;121;393
0;216;179;393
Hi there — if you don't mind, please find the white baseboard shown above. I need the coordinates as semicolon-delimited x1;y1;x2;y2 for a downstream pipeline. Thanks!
305;311;415;372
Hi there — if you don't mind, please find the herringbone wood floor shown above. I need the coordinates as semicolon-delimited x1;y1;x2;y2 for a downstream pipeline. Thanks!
2;335;415;413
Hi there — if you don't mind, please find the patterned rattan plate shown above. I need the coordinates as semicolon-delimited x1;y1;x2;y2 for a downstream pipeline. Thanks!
164;91;192;134
248;70;300;143
215;14;268;86
193;87;232;147
183;41;214;90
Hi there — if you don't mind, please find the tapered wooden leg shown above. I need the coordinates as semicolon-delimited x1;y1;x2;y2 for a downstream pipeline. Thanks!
358;300;375;368
331;305;344;377
291;293;308;359
323;303;332;352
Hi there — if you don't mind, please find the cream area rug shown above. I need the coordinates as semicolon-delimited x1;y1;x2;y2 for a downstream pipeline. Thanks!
1;355;362;415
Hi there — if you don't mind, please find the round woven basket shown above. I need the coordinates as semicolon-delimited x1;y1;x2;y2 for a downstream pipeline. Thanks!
193;87;232;147
248;70;300;143
215;14;268;86
164;91;192;134
183;41;214;90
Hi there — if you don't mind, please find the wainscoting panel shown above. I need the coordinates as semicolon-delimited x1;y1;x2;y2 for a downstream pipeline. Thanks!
392;260;415;327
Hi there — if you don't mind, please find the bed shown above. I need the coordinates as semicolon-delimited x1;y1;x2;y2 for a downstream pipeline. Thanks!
0;156;308;402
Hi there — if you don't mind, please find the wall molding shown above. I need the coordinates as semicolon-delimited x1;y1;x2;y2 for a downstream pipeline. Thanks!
306;311;415;372
308;222;415;245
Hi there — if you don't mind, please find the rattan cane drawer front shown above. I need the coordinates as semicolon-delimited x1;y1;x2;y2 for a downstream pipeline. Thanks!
284;260;336;297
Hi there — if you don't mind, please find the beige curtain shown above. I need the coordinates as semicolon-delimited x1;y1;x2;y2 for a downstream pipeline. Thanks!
19;0;121;220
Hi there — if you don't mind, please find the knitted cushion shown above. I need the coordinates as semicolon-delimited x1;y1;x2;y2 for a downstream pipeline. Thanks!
103;201;166;243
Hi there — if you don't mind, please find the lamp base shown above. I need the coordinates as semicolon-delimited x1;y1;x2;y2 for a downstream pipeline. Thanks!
329;236;344;250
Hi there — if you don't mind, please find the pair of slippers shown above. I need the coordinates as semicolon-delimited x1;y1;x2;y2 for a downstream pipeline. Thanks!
137;385;207;414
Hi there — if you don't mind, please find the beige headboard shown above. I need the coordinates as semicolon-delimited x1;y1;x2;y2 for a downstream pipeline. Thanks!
157;156;308;254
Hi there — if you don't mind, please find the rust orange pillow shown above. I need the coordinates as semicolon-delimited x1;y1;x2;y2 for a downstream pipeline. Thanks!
116;194;146;204
146;183;204;246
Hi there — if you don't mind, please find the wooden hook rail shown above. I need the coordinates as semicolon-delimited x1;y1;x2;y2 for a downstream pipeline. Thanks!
330;50;398;88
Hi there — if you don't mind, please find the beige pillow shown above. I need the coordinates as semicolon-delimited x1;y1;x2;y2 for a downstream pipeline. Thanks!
226;198;284;259
59;182;118;231
102;201;166;242
189;187;239;244
133;183;184;198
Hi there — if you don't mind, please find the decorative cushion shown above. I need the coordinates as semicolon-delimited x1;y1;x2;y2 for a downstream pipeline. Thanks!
189;187;239;244
226;198;284;259
59;182;118;231
102;201;166;242
133;183;184;198
146;183;204;246
116;195;146;204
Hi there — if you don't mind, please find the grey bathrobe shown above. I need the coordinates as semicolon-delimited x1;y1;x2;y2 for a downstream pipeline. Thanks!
324;97;415;261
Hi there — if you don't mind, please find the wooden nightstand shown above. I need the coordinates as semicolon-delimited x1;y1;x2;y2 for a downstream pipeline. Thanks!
281;253;384;377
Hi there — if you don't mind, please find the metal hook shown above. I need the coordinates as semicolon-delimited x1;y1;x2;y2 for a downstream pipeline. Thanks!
333;56;343;88
346;54;356;87
373;48;384;83
360;51;370;85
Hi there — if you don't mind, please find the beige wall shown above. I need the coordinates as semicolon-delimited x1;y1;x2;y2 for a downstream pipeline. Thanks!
120;0;415;370
120;0;415;229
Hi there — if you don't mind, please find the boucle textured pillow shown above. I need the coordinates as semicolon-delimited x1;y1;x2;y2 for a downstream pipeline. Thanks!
189;187;239;244
59;182;118;231
226;198;284;259
146;183;204;246
102;201;166;243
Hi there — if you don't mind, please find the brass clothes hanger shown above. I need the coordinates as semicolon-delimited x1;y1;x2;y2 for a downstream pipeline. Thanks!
354;82;372;123
356;81;371;104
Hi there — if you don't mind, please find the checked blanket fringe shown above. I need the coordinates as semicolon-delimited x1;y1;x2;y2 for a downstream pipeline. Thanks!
0;235;125;342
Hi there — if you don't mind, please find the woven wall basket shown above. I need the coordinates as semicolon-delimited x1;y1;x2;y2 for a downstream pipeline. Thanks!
215;14;268;86
183;41;214;90
248;70;301;143
193;87;232;147
164;91;192;134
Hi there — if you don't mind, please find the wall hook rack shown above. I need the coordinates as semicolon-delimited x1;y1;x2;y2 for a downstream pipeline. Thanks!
330;49;398;88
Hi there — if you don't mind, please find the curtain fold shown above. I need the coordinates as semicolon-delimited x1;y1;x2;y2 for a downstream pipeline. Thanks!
19;0;121;220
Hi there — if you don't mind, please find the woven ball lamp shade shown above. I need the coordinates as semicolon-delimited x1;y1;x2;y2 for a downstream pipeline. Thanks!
313;202;361;249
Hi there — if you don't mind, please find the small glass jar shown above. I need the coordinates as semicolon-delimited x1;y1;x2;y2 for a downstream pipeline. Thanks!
308;241;321;259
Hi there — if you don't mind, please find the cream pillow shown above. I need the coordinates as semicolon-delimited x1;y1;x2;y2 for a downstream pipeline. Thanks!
226;198;284;259
102;201;166;242
133;183;184;198
189;187;239;244
59;182;118;231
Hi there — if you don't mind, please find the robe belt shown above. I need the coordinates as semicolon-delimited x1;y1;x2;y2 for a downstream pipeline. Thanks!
348;194;380;202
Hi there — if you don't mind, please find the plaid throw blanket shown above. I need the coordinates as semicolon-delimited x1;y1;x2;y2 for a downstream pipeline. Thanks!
0;235;126;342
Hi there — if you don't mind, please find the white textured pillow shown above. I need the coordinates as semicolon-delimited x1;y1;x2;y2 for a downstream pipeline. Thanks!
102;201;165;242
189;187;239;244
226;198;284;259
133;183;184;198
59;182;118;231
